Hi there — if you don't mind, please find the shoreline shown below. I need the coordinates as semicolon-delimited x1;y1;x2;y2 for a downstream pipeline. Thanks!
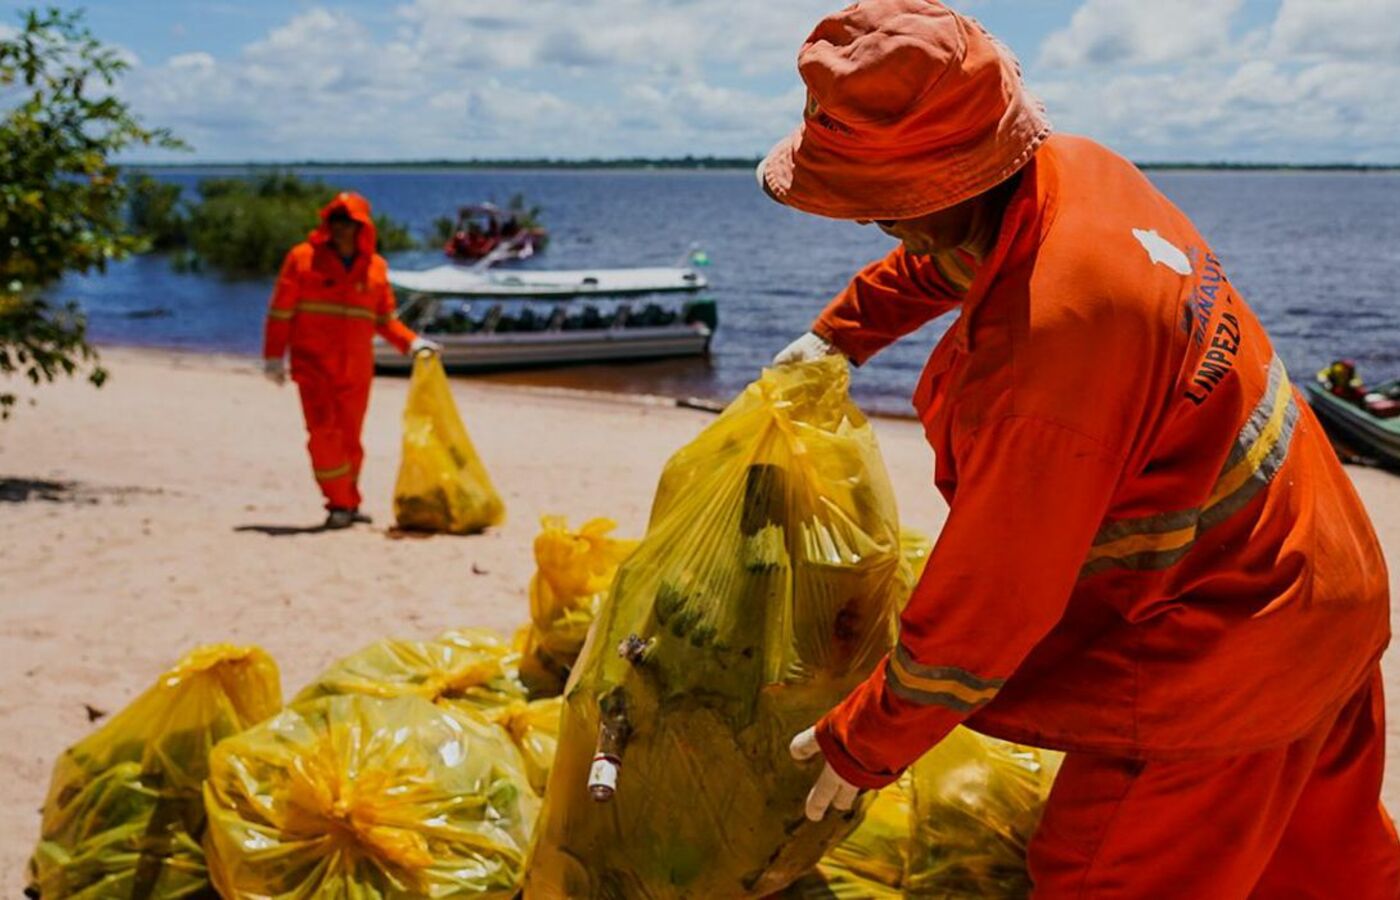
86;338;929;422
1;346;1397;892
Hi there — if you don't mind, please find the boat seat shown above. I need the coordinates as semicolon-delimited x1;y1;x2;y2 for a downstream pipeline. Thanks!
479;305;504;334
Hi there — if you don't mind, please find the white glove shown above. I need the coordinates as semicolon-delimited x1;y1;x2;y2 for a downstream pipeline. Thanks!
263;357;286;386
790;726;859;822
410;335;442;356
773;331;838;366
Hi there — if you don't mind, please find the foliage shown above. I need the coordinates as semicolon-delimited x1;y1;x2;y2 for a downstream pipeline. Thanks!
505;193;543;230
431;214;456;246
181;172;415;276
0;7;184;417
126;173;187;251
185;174;329;276
373;213;416;253
0;296;107;418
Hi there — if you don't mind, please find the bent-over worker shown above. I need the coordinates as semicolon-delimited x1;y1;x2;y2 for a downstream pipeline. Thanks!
764;2;1399;896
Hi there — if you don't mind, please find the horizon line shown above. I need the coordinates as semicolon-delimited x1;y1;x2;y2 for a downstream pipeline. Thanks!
123;156;1400;172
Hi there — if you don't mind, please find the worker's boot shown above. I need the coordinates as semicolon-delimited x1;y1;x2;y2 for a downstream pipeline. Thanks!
324;508;356;530
350;509;373;525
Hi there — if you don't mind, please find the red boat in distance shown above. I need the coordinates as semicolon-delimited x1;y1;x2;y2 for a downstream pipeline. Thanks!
443;202;549;264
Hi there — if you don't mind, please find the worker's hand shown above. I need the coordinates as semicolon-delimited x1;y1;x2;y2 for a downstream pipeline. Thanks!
773;331;838;366
790;726;859;822
262;357;286;386
410;336;442;356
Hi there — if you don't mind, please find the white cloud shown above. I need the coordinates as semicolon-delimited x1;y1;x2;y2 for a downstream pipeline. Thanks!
395;0;830;78
80;0;1400;163
1030;0;1400;162
166;52;215;72
1039;0;1245;69
1270;0;1400;60
112;1;820;160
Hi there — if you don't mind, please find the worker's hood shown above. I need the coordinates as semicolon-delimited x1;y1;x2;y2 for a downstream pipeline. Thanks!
309;191;377;257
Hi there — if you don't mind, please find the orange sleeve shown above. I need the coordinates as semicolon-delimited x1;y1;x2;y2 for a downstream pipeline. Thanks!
374;265;417;355
813;245;970;365
263;248;302;360
815;415;1123;789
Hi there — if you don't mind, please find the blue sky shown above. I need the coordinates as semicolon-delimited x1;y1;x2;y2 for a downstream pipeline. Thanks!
9;0;1400;163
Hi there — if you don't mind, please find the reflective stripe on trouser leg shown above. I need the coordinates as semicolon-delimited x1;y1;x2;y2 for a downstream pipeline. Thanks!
299;379;358;509
335;378;371;510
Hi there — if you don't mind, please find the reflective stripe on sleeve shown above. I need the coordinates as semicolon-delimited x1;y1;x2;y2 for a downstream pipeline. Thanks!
1081;355;1300;578
884;643;1004;712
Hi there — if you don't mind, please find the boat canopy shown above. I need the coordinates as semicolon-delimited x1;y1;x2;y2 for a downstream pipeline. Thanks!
389;264;708;299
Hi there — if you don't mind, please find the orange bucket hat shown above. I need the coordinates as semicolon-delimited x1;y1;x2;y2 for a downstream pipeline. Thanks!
758;0;1050;221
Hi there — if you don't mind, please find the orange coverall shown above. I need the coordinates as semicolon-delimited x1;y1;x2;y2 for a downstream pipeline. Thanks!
263;193;416;510
812;134;1399;896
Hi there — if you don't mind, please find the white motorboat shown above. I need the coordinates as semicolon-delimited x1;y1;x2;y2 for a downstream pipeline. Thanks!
388;263;708;299
374;293;716;373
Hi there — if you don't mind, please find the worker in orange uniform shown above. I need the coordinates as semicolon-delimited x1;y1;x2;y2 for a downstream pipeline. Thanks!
263;192;438;529
764;2;1399;896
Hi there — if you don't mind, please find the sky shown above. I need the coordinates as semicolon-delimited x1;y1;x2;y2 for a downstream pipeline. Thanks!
7;0;1400;163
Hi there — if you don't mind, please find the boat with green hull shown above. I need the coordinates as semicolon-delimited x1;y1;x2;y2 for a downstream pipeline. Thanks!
1303;374;1400;469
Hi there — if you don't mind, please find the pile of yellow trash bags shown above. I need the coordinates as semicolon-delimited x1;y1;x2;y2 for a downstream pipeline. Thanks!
29;634;554;899
30;359;1062;899
393;352;505;535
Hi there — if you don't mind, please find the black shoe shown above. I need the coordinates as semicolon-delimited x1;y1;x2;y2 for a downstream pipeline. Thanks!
324;508;355;530
350;509;373;525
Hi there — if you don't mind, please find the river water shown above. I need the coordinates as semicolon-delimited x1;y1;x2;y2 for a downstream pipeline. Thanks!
64;167;1400;415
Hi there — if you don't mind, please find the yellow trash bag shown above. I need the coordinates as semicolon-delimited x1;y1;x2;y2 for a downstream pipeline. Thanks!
777;869;902;900
778;777;912;899
204;694;539;899
488;696;563;796
293;627;526;715
900;528;934;582
393;353;504;534
28;645;281;899
820;775;912;891
905;728;1063;898
516;516;638;698
526;356;911;899
292;628;559;795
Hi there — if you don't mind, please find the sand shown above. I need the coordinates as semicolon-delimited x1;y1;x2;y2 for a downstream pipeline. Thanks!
1;346;1397;891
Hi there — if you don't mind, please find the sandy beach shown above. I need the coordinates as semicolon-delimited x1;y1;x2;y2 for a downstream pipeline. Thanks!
1;346;1398;892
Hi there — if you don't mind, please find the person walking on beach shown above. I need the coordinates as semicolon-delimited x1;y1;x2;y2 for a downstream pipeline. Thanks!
263;192;438;529
766;2;1399;895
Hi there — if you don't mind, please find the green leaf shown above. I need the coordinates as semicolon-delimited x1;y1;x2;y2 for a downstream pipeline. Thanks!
0;7;175;422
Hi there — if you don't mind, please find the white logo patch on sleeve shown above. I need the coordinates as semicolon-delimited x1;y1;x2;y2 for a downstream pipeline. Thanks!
1133;228;1193;275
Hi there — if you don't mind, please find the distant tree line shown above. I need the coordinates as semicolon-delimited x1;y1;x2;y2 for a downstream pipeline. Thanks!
138;156;772;171
131;157;1400;173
